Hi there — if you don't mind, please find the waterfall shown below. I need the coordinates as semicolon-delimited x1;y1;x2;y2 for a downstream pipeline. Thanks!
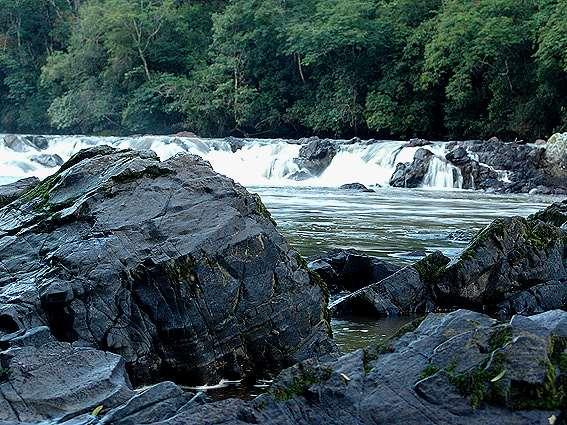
0;134;466;189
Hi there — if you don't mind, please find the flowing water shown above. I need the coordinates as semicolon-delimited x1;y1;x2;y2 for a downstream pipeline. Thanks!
0;134;462;187
0;134;561;396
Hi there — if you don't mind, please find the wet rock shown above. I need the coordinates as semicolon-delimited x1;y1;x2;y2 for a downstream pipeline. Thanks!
144;309;564;424
331;251;450;317
0;146;334;386
546;132;567;179
445;146;470;165
0;177;39;208
496;280;567;323
224;136;245;152
338;183;374;192
173;131;197;138
406;138;432;147
389;148;434;188
2;135;33;152
294;139;338;178
459;161;500;190
455;139;555;193
308;248;401;294
30;153;64;168
23;135;49;150
0;335;133;423
331;266;429;317
535;139;546;145
444;144;502;189
86;381;197;425
434;200;567;316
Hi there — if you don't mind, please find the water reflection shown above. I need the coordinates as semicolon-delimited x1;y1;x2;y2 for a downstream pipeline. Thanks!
332;316;416;353
254;186;559;264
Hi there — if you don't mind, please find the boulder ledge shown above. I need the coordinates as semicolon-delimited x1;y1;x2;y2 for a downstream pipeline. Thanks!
0;146;335;387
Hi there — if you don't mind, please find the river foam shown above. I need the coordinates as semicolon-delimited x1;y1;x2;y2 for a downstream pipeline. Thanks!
0;134;464;188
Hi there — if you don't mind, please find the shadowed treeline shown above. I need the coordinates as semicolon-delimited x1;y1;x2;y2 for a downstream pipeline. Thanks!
0;0;565;140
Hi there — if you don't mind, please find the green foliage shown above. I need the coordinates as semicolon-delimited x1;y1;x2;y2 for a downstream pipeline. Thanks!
0;0;565;139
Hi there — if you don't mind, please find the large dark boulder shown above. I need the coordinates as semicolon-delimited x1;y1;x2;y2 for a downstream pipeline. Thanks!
110;309;565;424
329;201;566;319
389;148;434;188
0;177;39;208
433;200;567;316
308;248;401;294
292;139;338;179
0;146;334;386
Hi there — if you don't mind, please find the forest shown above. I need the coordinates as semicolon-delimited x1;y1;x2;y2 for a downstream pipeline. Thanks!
0;0;565;140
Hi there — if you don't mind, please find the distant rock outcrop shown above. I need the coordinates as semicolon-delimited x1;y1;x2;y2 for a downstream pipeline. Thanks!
390;148;434;188
292;138;338;179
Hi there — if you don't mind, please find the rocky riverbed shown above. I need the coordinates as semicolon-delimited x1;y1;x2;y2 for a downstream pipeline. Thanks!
2;133;566;193
0;147;565;424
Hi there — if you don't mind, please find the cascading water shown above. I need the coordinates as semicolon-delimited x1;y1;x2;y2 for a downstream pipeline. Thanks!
0;134;466;189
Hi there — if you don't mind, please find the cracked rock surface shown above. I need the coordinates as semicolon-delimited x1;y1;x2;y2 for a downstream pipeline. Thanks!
64;309;562;425
0;146;334;389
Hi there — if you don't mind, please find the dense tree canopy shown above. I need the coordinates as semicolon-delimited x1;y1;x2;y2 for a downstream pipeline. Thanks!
0;0;565;140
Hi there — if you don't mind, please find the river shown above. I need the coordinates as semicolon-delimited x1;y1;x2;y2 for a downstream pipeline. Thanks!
0;134;560;397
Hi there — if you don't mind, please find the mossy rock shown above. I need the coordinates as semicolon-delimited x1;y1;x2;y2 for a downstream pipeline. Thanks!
270;363;332;401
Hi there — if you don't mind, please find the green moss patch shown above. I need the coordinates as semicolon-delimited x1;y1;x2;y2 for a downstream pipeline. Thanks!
0;367;10;383
488;325;513;351
251;193;276;226
420;364;440;380
271;365;332;401
413;252;450;285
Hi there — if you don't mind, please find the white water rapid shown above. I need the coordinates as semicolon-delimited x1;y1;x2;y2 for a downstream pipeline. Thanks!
0;134;464;189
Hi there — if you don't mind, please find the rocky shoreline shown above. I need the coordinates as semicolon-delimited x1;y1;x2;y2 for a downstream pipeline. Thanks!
0;147;565;424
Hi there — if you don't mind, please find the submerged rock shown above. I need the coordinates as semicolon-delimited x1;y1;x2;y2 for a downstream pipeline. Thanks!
338;183;374;192
0;177;39;208
389;148;433;188
0;146;335;386
308;248;400;294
